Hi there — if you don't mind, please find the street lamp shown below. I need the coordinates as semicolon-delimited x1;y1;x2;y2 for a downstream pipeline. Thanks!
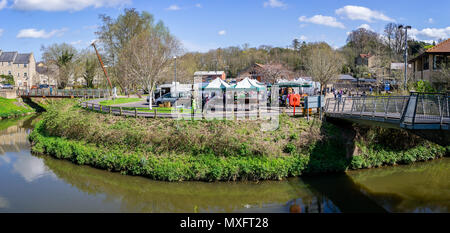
398;25;411;91
174;56;177;96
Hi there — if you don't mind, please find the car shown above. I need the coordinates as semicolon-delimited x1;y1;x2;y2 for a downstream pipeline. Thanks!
152;93;179;106
2;84;13;89
39;84;49;89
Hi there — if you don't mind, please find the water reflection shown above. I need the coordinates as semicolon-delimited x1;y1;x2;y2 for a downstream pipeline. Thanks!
347;159;450;213
0;116;448;213
0;116;54;183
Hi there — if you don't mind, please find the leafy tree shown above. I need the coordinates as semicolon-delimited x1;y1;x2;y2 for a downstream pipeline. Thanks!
41;43;78;89
0;75;14;85
96;8;157;91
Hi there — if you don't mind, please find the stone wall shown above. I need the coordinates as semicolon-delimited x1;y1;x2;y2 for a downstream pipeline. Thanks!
0;90;17;99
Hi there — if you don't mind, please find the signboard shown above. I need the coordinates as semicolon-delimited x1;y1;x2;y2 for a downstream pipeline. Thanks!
305;95;325;109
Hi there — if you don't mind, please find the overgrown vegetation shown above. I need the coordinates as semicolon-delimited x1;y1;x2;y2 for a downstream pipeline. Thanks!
28;100;448;181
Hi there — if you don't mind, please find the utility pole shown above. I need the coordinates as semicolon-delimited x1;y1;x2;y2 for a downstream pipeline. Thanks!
398;25;411;91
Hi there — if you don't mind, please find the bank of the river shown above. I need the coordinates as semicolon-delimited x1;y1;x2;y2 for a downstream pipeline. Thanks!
28;100;449;181
0;97;35;119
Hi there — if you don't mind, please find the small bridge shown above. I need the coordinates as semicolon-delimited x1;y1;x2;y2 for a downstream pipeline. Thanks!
324;92;449;131
17;89;110;99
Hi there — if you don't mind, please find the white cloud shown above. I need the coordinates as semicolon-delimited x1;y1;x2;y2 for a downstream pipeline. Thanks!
410;27;450;40
166;4;181;11
0;29;3;37
195;3;202;8
218;30;226;36
428;18;434;23
0;0;7;10
358;24;373;31
264;0;287;9
335;5;394;22
12;0;129;11
299;35;307;41
299;15;345;29
70;40;82;45
17;28;67;39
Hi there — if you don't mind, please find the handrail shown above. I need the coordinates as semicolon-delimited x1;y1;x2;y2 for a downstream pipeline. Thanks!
325;94;449;129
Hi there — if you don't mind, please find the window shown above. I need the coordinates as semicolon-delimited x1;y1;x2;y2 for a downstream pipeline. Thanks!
24;72;27;77
8;62;11;66
18;73;20;77
24;64;27;68
8;71;11;75
423;56;429;70
434;55;445;70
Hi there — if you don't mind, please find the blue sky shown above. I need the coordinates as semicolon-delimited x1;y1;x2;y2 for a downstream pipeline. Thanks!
0;0;449;61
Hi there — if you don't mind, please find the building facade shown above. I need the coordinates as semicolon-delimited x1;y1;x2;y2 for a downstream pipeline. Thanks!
194;71;226;82
409;39;450;84
0;51;36;89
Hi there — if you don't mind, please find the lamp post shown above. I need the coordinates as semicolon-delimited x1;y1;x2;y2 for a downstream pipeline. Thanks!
398;25;411;91
174;56;177;96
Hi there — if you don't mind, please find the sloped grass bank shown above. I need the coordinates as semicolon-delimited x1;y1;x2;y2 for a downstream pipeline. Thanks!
0;97;34;118
28;100;448;181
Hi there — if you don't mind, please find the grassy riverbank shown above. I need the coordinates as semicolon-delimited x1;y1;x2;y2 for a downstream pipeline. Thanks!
99;98;143;106
28;100;449;181
0;97;35;119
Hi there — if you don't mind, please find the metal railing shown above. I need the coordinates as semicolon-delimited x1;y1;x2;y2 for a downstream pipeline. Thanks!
400;92;449;126
325;93;449;129
17;89;110;98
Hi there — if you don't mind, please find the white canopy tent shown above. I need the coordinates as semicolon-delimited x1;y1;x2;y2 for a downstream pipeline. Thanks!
234;77;266;90
203;77;231;90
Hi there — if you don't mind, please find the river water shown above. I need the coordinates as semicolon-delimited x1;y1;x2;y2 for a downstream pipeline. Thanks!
0;116;448;213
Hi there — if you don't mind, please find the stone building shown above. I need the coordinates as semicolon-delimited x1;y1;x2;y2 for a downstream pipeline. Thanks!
409;38;450;84
0;51;36;89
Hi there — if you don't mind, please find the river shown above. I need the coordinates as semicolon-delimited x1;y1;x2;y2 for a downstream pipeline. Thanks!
0;116;448;213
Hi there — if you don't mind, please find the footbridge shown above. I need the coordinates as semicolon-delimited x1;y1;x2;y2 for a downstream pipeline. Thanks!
17;89;110;99
324;92;449;131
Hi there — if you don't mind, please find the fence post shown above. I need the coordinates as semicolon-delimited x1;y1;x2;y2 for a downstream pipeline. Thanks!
135;108;138;118
360;97;365;117
372;97;376;117
120;107;122;116
92;103;95;111
109;106;112;115
437;95;443;126
100;105;102;112
154;108;157;118
384;97;390;119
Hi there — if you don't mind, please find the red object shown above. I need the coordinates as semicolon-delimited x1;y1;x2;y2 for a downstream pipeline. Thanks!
289;94;300;116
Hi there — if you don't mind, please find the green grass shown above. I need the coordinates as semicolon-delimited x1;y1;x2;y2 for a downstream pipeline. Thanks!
0;97;34;118
28;100;448;182
99;98;143;106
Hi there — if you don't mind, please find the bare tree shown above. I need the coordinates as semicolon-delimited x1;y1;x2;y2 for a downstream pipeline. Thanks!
118;27;181;108
304;43;344;94
255;62;294;83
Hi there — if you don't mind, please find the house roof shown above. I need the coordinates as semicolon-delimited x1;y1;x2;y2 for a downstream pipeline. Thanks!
13;53;32;64
426;38;450;53
338;74;356;81
409;38;450;62
0;52;18;62
194;71;225;76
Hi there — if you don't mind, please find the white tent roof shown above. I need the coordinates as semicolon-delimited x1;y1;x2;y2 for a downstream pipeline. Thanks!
235;77;266;89
204;77;231;89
